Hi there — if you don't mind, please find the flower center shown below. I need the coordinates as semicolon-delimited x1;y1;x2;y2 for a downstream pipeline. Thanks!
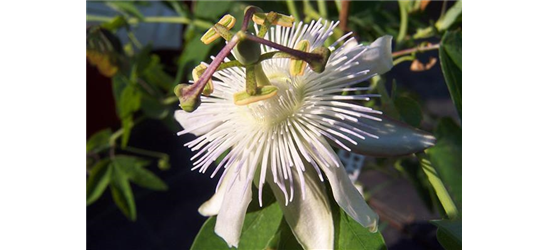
239;75;305;127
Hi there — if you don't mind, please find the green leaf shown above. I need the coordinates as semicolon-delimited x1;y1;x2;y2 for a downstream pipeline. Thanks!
174;32;213;86
110;163;137;221
431;219;462;250
141;94;168;120
106;1;144;21
121;116;133;148
86;159;112;206
194;1;232;20
395;96;423;128
164;0;191;17
335;208;387;250
86;129;112;153
114;156;168;191
395;158;435;212
119;85;142;118
277;219;304;250
100;15;129;31
435;0;462;32
439;30;462;118
191;188;282;250
428;118;462;209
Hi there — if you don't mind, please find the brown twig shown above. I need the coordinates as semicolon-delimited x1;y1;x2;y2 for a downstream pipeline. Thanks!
339;0;350;31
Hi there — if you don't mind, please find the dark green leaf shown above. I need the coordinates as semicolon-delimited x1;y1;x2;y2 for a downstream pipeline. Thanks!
106;1;144;20
174;33;213;85
164;0;191;17
86;159;112;206
277;219;304;250
110;164;136;221
191;188;282;250
114;156;168;191
395;158;435;212
395;96;423;128
439;30;462;118
141;94;168;120
194;1;232;20
431;219;462;250
335;208;387;250
86;129;112;153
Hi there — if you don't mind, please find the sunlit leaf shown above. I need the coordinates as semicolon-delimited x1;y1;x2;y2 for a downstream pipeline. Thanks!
435;0;462;32
336;208;387;250
86;159;112;206
417;153;459;219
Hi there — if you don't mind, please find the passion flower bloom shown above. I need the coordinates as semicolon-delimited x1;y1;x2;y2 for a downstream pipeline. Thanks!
176;19;435;249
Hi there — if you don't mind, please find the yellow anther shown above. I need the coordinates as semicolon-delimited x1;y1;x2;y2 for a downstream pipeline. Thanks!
289;40;310;76
252;12;295;27
192;64;214;96
200;14;236;44
233;85;279;105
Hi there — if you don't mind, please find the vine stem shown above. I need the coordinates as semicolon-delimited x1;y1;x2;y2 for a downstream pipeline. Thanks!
86;15;213;29
338;0;350;31
397;0;408;44
286;0;300;23
392;43;440;58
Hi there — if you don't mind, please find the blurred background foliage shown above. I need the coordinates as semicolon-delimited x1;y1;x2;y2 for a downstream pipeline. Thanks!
86;1;461;249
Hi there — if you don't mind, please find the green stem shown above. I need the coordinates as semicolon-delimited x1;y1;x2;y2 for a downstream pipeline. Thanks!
397;0;409;44
286;0;300;23
393;55;415;66
318;0;328;19
123;146;168;160
86;15;212;29
392;43;440;58
416;152;459;220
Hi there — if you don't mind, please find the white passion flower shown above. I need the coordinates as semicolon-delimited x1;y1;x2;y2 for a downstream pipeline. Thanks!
175;19;436;249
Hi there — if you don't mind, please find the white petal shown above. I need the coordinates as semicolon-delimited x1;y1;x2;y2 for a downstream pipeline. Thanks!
317;137;379;232
214;163;254;248
267;163;334;249
198;163;238;216
174;109;222;136
362;35;393;76
336;114;437;157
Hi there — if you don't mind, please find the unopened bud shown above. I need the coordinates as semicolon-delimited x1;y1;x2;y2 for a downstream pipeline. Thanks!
192;64;214;96
174;84;201;112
